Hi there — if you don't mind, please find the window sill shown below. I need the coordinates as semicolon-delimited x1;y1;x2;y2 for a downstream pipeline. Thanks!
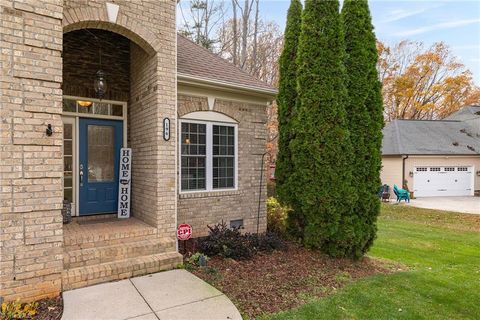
178;190;241;199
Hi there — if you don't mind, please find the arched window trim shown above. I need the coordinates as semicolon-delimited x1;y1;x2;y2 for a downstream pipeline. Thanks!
181;111;237;124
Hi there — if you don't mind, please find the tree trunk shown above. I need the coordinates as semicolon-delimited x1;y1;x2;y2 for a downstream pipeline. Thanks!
232;0;238;65
251;0;259;74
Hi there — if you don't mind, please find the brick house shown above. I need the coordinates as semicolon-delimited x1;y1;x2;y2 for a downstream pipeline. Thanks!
0;0;276;302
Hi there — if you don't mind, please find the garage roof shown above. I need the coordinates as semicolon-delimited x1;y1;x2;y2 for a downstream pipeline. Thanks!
444;105;480;121
382;119;480;155
177;35;277;95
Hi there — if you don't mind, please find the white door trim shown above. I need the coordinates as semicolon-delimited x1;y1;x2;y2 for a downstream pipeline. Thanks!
62;96;128;216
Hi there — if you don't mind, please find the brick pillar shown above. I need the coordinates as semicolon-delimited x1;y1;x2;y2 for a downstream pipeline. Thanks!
127;2;177;242
0;1;64;301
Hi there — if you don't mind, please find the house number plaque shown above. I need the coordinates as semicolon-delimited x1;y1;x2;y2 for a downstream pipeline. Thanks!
118;148;132;219
163;118;170;141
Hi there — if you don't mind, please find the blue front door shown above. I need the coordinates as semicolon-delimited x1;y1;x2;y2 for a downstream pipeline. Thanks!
79;118;123;215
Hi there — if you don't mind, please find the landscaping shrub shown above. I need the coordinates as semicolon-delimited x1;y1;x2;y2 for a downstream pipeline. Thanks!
247;232;286;253
1;300;38;320
188;252;209;266
199;221;254;260
198;221;286;260
276;0;303;214
266;197;290;236
342;0;384;257
290;0;356;257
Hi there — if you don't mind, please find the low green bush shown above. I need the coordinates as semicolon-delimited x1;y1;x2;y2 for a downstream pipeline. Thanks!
188;252;209;266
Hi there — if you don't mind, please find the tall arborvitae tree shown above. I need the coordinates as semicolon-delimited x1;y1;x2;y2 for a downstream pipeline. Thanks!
275;0;303;237
342;0;384;256
290;0;356;256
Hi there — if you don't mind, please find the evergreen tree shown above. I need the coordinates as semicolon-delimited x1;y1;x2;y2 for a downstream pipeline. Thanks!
275;0;303;237
290;0;356;256
342;0;384;256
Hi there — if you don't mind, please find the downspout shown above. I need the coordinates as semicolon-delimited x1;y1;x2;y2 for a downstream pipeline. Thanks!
257;152;268;235
402;155;409;190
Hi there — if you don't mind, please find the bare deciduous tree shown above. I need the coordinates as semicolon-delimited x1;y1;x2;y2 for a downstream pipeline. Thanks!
178;0;227;50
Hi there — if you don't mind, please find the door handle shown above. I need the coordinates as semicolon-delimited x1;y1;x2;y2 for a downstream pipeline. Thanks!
79;164;84;186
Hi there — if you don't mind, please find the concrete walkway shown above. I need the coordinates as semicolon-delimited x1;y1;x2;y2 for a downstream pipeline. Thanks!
61;269;242;320
406;196;480;214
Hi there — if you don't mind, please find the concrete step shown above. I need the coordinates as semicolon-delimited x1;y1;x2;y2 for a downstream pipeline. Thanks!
64;220;158;250
62;252;183;291
64;238;177;269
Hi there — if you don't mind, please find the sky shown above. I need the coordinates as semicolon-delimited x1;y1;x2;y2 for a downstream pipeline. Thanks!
178;1;480;85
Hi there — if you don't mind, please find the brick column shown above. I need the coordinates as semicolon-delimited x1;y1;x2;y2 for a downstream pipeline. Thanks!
0;0;64;301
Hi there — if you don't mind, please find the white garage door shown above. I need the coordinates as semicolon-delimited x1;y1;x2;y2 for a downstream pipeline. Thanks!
413;166;474;197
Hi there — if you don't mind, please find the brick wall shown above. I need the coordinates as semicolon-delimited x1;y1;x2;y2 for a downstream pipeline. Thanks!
177;95;268;237
0;0;64;301
1;0;178;301
63;28;130;101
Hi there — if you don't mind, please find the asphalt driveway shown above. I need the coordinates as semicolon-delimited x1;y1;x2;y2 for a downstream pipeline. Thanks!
406;196;480;214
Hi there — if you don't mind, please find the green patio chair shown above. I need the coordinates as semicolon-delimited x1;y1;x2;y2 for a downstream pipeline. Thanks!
393;184;410;203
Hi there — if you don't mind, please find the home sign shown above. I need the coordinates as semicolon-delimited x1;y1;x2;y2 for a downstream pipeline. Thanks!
118;148;132;218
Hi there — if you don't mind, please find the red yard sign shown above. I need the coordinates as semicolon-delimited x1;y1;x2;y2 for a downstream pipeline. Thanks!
177;224;192;241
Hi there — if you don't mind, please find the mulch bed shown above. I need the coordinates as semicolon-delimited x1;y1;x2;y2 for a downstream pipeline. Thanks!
35;296;62;320
191;243;396;319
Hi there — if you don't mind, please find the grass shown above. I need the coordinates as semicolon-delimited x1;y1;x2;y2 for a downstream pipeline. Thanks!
262;204;480;320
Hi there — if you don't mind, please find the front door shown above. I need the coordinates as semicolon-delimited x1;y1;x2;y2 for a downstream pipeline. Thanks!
79;118;123;215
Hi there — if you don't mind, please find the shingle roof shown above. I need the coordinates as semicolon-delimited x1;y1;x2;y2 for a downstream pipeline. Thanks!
444;105;480;121
177;34;277;94
382;119;480;155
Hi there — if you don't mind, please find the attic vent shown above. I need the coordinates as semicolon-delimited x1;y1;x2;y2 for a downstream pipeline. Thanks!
452;141;459;146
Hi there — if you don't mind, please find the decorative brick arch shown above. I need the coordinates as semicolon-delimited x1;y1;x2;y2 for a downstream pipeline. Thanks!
63;6;158;55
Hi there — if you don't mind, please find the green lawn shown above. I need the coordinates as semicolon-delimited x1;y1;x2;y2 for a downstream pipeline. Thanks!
263;204;480;320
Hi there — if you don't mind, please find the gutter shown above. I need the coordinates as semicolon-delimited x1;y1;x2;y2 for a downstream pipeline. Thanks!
177;73;278;98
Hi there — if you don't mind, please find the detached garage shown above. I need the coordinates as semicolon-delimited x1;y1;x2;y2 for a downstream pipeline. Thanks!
381;107;480;198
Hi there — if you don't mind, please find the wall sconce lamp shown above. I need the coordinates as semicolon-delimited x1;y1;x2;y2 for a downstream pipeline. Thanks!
476;171;480;176
409;171;414;177
46;124;53;136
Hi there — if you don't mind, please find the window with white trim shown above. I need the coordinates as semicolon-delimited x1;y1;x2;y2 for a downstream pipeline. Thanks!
181;122;206;191
180;119;237;192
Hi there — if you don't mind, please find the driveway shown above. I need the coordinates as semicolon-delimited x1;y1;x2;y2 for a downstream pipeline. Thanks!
62;269;242;320
406;196;480;214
